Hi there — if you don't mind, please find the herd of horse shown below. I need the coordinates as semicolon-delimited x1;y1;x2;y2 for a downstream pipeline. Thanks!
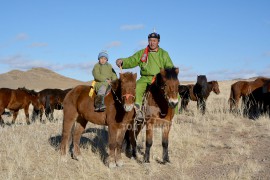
0;68;270;168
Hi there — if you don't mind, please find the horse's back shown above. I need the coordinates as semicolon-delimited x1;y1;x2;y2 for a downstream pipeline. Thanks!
64;85;90;105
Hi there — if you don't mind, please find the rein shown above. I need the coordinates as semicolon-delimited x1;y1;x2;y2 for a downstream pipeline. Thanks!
110;87;135;105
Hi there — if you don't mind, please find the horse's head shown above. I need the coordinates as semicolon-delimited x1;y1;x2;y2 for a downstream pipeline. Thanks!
112;72;137;112
262;80;270;93
156;67;180;108
211;81;220;94
18;87;41;110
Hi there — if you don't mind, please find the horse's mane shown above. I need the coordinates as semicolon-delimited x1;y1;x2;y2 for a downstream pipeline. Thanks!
110;72;135;91
18;87;37;96
155;67;179;87
110;79;120;92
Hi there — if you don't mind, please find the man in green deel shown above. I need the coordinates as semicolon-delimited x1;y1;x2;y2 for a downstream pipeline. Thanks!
116;31;174;120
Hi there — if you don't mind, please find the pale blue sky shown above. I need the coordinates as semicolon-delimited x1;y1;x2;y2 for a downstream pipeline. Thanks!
0;0;269;82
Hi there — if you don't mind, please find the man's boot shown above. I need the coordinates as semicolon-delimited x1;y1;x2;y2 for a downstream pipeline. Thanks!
134;104;144;122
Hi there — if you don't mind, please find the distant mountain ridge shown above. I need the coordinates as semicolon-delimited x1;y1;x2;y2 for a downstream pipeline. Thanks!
0;67;89;90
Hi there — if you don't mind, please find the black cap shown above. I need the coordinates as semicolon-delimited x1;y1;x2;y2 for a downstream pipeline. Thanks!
148;32;160;40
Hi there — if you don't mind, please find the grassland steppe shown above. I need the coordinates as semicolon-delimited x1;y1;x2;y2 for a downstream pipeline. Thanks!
0;68;270;180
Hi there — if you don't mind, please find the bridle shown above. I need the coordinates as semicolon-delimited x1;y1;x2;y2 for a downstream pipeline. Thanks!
122;94;135;101
111;88;135;105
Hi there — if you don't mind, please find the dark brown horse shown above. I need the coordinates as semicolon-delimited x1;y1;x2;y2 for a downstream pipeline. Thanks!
60;72;137;168
125;68;179;163
229;77;269;113
178;80;220;113
242;80;270;119
0;87;40;126
32;88;72;122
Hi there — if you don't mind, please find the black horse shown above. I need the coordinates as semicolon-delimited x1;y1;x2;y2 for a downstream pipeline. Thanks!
178;80;220;113
32;88;72;122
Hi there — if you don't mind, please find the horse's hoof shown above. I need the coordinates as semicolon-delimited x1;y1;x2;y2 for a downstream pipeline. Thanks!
60;155;68;162
116;159;124;167
163;159;170;164
108;162;117;168
143;159;150;163
74;155;83;161
27;122;31;125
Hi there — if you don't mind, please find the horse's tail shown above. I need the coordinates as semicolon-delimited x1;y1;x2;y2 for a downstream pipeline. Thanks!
228;85;235;110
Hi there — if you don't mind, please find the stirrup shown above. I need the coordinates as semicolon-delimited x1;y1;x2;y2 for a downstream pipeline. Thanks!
134;104;144;122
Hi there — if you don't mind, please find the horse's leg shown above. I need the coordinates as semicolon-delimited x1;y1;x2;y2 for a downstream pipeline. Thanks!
60;106;78;162
162;123;171;163
197;98;201;112
179;98;185;113
50;108;54;122
182;98;190;112
45;106;51;122
11;110;19;124
201;99;206;115
143;123;153;163
23;106;31;125
0;107;5;126
72;116;87;161
40;107;44;123
115;124;128;167
108;124;117;168
125;120;145;159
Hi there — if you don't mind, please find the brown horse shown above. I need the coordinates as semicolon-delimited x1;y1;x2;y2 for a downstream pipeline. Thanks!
0;87;40;126
229;77;270;112
60;72;137;168
125;68;179;163
178;80;220;113
32;88;72;122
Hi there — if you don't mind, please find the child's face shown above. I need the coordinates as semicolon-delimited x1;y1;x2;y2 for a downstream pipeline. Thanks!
99;57;108;65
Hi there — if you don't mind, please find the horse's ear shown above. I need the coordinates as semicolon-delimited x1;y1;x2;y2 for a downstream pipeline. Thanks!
119;73;123;79
160;68;166;76
175;68;179;74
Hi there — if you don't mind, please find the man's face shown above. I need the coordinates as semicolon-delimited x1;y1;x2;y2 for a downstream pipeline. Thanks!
148;38;159;51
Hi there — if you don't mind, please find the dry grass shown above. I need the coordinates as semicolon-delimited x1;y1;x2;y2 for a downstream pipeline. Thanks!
0;80;270;179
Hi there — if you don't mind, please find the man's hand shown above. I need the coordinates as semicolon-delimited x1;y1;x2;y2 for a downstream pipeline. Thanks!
116;59;123;67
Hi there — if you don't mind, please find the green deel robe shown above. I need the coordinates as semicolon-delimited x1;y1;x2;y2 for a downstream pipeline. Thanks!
92;62;117;93
121;47;174;106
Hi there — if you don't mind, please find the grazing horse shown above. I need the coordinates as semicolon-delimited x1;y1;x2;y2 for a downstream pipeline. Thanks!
125;68;179;163
60;72;137;168
32;88;72;122
178;81;220;113
229;77;269;113
0;87;40;126
242;80;270;119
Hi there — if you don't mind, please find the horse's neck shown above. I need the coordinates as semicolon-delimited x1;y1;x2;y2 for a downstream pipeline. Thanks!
147;85;167;107
250;79;266;89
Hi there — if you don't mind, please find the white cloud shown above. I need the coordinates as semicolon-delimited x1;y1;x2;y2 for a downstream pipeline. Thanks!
29;42;48;48
0;54;96;72
105;41;122;49
138;40;148;47
15;33;29;41
263;51;270;57
120;24;144;31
